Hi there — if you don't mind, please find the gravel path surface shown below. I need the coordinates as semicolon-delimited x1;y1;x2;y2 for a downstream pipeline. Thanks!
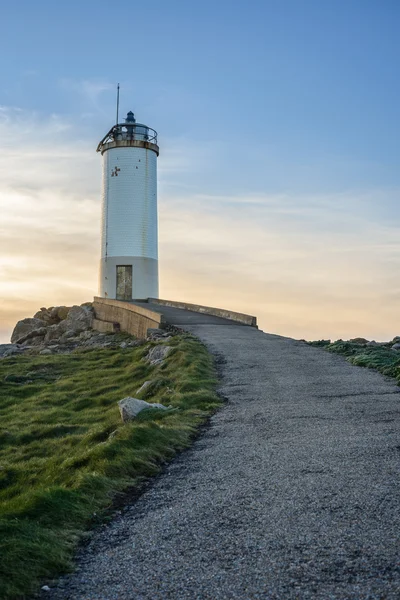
46;325;400;599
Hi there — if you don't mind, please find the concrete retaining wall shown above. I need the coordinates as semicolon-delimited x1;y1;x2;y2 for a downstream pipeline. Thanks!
149;298;257;328
92;318;117;334
93;297;164;339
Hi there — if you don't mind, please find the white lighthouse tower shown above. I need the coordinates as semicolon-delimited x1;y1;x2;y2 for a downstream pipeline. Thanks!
97;110;159;301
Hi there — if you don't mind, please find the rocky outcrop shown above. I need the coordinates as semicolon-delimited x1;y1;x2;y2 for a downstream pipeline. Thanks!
118;397;169;422
12;305;94;347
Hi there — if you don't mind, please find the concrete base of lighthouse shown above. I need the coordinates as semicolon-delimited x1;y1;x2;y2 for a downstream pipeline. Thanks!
99;256;158;301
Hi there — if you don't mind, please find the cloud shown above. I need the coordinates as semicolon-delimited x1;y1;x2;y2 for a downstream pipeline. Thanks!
59;78;115;115
0;106;399;344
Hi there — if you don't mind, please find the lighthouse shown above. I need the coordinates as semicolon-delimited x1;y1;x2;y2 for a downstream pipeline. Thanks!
97;110;159;301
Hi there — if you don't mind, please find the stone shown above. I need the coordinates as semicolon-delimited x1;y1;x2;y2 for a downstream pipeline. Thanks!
118;397;168;423
41;585;51;592
136;380;153;396
40;349;52;355
44;322;67;343
14;327;47;346
0;344;25;358
366;340;379;346
147;328;165;337
11;318;47;344
146;345;172;365
120;341;128;349
33;307;58;325
63;305;93;333
63;329;78;339
391;336;400;344
79;330;94;341
54;306;71;321
350;337;369;344
391;343;400;351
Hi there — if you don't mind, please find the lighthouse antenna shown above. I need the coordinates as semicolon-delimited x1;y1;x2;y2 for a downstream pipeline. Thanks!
116;83;120;125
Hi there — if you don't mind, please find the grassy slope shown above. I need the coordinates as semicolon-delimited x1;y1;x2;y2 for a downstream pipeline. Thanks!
0;334;221;599
308;339;400;384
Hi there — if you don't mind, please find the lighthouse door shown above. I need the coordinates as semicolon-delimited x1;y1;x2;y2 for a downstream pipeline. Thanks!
116;266;133;301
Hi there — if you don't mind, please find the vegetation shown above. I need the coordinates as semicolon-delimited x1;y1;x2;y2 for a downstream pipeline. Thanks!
0;334;221;599
308;338;400;384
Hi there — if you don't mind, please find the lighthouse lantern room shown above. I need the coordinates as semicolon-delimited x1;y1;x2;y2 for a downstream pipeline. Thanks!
97;109;159;301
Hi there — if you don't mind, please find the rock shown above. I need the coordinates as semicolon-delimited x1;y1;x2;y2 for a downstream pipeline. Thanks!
40;349;53;355
146;345;172;365
79;330;94;341
136;380;153;396
366;340;379;346
44;322;67;343
14;327;47;346
53;306;71;321
350;337;369;344
41;585;51;592
0;344;25;358
147;328;165;337
391;343;400;351
63;305;93;333
11;318;47;344
128;340;142;347
391;336;400;344
120;341;128;349
63;329;78;339
33;307;58;325
118;397;169;422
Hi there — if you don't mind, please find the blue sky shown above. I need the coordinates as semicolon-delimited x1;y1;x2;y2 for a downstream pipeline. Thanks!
1;0;399;341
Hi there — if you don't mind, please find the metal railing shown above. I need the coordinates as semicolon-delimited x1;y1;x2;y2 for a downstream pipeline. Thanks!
97;123;158;152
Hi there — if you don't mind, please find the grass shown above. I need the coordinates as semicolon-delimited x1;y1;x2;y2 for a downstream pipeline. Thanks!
308;338;400;384
0;333;221;599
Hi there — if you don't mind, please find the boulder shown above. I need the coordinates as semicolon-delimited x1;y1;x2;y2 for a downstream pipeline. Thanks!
118;397;168;423
391;336;400;345
40;348;52;355
63;329;79;339
79;330;94;341
55;306;71;321
11;318;47;344
43;307;93;343
33;308;58;325
146;345;172;365
391;343;400;351
0;344;26;358
12;327;47;346
44;322;67;343
366;340;379;346
63;305;93;333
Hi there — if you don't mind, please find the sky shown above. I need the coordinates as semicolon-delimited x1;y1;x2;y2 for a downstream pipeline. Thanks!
1;0;399;343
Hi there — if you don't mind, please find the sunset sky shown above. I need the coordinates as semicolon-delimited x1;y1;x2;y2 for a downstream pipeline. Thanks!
1;0;399;343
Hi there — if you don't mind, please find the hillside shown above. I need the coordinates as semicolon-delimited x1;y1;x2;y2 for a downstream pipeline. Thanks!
0;326;221;599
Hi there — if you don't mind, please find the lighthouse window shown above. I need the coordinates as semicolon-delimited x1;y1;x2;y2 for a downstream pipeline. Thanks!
116;266;132;301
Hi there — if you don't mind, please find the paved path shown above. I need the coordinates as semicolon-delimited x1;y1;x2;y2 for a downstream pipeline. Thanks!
132;301;243;326
48;317;400;599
